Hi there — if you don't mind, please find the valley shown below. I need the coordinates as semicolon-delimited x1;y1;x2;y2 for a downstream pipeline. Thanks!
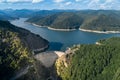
0;9;120;80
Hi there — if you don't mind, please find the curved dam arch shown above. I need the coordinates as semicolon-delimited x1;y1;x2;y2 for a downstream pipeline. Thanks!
34;51;65;67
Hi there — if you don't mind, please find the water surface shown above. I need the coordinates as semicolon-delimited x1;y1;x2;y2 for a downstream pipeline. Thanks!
11;18;120;51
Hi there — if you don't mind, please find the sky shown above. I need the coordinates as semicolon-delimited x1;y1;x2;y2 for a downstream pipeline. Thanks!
0;0;120;10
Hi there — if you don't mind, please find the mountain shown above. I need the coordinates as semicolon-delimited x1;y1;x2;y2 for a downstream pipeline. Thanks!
0;10;17;20
55;37;120;80
0;20;49;51
27;12;83;29
80;10;120;31
28;9;77;18
3;9;37;18
0;23;32;80
1;21;120;80
27;10;120;31
0;9;41;21
0;20;49;80
0;9;76;22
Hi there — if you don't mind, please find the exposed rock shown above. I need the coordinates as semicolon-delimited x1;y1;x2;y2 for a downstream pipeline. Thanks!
34;51;65;68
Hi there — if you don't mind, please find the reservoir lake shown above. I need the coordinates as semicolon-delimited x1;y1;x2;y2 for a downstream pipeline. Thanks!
11;18;120;51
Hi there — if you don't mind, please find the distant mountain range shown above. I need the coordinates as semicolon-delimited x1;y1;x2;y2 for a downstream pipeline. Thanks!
0;9;37;20
0;10;17;20
0;9;120;31
0;9;76;20
0;19;49;80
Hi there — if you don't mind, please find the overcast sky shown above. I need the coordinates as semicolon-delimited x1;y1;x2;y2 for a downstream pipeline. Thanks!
0;0;120;10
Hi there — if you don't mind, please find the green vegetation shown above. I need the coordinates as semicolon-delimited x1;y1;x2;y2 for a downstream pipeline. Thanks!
0;25;32;80
27;10;120;31
0;9;37;20
0;10;17;20
56;37;120;80
27;12;83;29
1;9;120;31
0;20;49;80
81;14;120;31
0;9;73;20
0;20;49;51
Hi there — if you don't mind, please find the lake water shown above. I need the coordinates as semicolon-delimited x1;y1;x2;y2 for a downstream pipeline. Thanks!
11;18;120;51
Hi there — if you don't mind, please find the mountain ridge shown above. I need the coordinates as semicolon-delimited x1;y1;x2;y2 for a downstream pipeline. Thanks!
27;10;120;31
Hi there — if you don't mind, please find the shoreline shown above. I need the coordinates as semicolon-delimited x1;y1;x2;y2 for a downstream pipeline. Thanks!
27;22;76;31
25;22;43;27
48;27;76;31
26;22;120;33
32;45;49;54
79;28;120;34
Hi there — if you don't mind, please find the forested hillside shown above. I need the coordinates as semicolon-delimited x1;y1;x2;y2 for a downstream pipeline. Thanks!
0;23;32;80
0;20;49;51
56;37;120;80
0;20;49;80
27;12;83;29
27;10;120;31
2;9;120;31
80;14;120;31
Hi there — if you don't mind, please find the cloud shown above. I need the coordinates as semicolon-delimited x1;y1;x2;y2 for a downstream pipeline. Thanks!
75;0;82;2
106;0;112;3
65;1;72;5
74;0;120;10
6;0;31;3
32;0;43;3
86;0;120;9
53;0;64;3
0;0;120;9
0;0;4;2
0;0;44;3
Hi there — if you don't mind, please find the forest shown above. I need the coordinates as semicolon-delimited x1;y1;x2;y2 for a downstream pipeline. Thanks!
0;20;50;80
0;26;32;80
56;37;120;80
27;10;120;31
